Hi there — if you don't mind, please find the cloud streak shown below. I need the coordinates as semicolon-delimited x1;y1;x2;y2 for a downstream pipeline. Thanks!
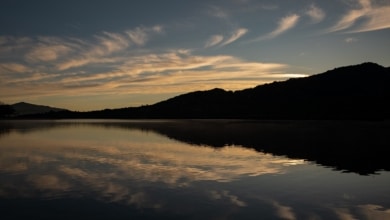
25;44;72;62
345;37;358;43
266;14;300;39
205;35;224;48
0;25;302;109
205;28;248;48
0;63;29;74
126;25;163;46
0;46;298;107
56;26;163;71
220;28;248;46
272;201;297;220
328;0;390;33
251;14;300;42
305;4;325;23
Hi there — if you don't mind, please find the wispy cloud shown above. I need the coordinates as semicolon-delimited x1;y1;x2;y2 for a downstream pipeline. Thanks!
205;28;248;48
221;28;248;46
210;190;246;207
272;201;296;220
208;6;229;19
305;4;325;23
333;208;358;220
26;44;72;62
57;32;129;71
97;32;130;54
205;35;224;48
328;0;390;33
345;37;358;43
250;14;300;42
266;14;300;39
0;36;33;56
0;25;305;107
358;204;390;219
0;63;29;74
1;44;299;102
56;26;163;71
126;25;163;46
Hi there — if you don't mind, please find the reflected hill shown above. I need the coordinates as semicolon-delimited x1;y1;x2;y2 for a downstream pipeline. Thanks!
1;120;389;175
103;120;390;175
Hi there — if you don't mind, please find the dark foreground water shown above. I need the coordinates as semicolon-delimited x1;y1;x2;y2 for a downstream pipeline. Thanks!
0;120;389;219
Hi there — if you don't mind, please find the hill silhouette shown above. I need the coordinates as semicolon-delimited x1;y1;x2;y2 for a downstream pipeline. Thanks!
17;62;390;119
10;102;67;116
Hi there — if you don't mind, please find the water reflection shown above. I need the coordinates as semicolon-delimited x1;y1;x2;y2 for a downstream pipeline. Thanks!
2;119;390;175
0;121;304;204
0;124;304;183
0;120;389;219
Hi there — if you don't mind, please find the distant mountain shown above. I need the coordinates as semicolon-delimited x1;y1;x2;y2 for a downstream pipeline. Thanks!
11;102;67;116
17;62;390;119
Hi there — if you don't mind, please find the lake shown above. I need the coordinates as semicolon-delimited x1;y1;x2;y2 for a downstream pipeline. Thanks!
1;120;389;219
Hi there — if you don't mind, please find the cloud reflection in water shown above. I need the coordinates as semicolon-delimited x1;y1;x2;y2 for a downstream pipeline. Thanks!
0;121;389;219
0;123;305;207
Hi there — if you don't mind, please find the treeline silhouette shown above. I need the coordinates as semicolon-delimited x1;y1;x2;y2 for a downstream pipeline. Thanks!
15;62;390;119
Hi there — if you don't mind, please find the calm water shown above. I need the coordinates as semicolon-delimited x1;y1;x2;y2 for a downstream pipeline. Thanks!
0;120;389;219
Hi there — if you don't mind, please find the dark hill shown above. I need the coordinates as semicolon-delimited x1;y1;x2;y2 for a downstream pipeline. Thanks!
231;62;390;119
130;62;389;119
11;102;67;116
18;62;390;119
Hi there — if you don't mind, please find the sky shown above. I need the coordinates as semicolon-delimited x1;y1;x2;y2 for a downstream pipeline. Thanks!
0;0;389;111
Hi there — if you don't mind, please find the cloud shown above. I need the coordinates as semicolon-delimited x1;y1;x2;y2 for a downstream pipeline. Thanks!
205;28;248;48
23;37;81;63
112;51;292;90
272;201;296;220
251;14;300;42
1;46;301;102
56;32;129;71
205;35;224;48
0;36;33;56
26;44;72;62
0;63;29;74
220;28;248;46
305;4;325;23
333;208;358;220
267;14;300;38
57;57;123;72
208;6;229;19
210;190;246;207
28;175;70;191
358;204;390;219
56;26;163;71
328;0;390;33
126;25;163;46
126;28;148;46
0;27;304;106
97;32;130;54
345;37;358;43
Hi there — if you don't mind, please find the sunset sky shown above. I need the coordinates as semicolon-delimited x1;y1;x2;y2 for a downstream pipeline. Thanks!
1;0;389;111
